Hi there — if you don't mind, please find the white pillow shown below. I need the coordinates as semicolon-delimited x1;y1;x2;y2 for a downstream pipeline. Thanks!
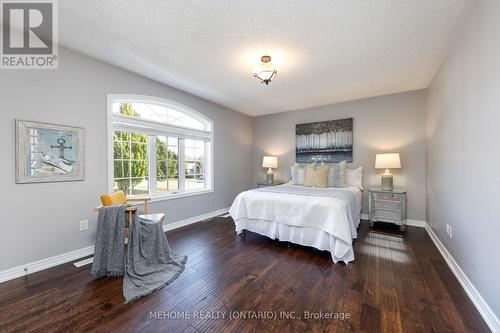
346;166;363;190
290;165;306;185
327;161;347;187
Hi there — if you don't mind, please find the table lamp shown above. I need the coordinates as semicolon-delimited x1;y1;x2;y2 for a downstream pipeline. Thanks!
375;153;401;191
262;156;278;184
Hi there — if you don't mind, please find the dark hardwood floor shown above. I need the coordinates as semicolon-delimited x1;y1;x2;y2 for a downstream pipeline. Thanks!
0;218;490;333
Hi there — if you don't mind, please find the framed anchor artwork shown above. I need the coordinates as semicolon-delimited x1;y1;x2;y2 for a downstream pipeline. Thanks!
16;120;85;183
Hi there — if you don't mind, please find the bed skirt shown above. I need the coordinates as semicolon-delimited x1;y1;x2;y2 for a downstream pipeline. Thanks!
234;218;354;264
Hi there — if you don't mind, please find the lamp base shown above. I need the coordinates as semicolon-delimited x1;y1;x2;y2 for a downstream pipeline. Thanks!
266;171;274;185
381;174;393;191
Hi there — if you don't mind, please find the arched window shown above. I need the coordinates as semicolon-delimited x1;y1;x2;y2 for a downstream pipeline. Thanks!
107;94;213;199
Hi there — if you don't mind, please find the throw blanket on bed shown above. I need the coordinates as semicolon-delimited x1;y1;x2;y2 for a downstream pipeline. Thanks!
91;205;126;277
230;184;359;259
257;185;360;237
123;215;187;303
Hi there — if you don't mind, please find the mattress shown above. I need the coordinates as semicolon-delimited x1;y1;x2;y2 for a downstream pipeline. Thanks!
229;184;362;263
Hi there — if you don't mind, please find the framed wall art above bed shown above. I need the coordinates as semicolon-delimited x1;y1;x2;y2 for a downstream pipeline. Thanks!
296;118;353;163
16;120;85;184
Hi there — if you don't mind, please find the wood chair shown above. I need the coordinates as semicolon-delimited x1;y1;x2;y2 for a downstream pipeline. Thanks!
94;191;165;231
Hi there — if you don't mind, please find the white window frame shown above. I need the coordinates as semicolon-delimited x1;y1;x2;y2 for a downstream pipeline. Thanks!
107;94;214;202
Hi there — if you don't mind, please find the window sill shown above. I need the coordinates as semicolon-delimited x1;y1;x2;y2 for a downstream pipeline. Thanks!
129;189;214;204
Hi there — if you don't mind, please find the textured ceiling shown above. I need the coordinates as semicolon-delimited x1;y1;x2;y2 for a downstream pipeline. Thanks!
59;0;469;116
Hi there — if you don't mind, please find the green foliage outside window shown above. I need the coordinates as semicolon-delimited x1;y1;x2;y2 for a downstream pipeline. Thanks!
156;137;178;181
114;103;148;194
114;103;179;194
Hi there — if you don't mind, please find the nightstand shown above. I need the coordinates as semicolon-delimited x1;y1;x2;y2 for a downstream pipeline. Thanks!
257;182;285;188
368;188;407;231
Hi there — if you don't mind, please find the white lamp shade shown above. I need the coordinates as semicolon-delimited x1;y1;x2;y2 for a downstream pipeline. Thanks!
255;69;275;81
375;153;401;169
253;62;276;80
262;156;278;169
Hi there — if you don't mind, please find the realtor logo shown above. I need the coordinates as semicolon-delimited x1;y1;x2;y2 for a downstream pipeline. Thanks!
1;0;58;69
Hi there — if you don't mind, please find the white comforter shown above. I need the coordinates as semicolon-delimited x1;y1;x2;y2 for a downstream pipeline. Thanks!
229;184;361;263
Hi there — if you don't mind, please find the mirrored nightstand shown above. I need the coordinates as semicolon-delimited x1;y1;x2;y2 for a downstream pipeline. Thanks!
368;188;407;231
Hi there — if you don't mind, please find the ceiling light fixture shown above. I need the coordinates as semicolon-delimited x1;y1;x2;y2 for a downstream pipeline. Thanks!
253;55;277;85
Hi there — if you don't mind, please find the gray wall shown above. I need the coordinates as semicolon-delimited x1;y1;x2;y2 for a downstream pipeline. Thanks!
426;0;500;317
0;47;253;271
252;90;427;221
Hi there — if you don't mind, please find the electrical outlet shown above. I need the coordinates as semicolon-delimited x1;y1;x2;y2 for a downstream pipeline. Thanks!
445;223;453;238
80;219;89;231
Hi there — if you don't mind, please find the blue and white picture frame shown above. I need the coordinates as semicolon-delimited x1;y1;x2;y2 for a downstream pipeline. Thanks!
16;120;85;183
296;118;353;163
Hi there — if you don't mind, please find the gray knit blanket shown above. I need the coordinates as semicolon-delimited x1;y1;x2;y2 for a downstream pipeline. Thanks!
123;215;187;303
91;205;126;277
90;205;186;303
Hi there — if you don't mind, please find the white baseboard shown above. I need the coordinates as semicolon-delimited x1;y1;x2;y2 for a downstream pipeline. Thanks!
425;224;500;333
360;213;426;228
0;245;94;283
162;207;230;232
0;207;230;284
406;219;427;227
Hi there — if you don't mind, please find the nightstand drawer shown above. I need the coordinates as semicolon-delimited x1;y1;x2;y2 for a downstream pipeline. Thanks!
372;192;402;202
372;209;401;221
373;200;401;210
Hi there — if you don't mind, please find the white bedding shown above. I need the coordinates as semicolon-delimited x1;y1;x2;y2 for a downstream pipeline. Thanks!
229;184;362;263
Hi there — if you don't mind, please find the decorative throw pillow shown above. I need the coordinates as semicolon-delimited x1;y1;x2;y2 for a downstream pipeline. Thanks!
290;165;306;185
327;161;347;187
303;164;329;188
346;166;363;190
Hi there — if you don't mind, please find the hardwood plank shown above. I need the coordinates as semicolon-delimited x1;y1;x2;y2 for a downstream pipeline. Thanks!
360;302;381;333
0;218;491;333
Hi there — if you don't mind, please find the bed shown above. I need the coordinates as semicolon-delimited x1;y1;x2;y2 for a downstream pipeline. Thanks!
229;183;362;264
